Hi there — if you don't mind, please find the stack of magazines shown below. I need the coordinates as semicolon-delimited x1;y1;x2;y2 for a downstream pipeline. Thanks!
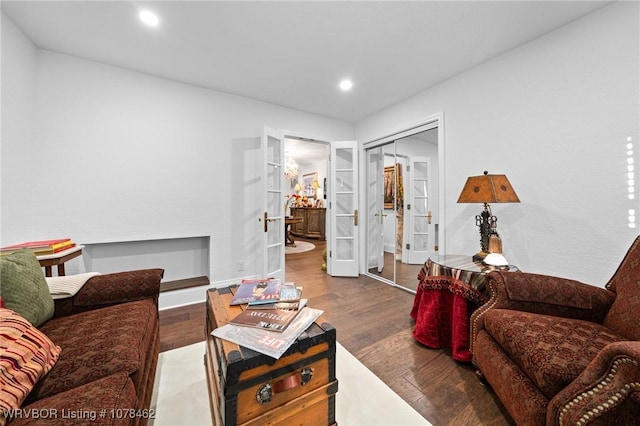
212;279;323;359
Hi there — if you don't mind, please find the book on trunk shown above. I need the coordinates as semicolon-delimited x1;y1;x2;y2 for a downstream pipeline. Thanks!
229;278;281;305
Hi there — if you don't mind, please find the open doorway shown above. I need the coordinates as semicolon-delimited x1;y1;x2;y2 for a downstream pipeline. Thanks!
283;137;329;269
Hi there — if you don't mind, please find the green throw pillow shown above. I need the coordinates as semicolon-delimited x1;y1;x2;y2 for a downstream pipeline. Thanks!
0;250;54;327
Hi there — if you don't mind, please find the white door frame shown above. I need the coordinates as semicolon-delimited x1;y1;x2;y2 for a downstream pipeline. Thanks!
280;129;332;266
281;130;361;277
280;130;359;278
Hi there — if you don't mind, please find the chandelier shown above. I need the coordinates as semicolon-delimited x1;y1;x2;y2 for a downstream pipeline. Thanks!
284;154;299;180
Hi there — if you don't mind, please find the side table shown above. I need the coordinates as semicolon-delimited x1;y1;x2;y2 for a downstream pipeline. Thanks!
410;254;518;362
37;245;84;277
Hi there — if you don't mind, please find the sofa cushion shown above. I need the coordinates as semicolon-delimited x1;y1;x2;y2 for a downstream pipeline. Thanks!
0;309;61;426
0;250;54;327
484;309;625;398
28;299;158;402
12;374;137;426
503;274;593;309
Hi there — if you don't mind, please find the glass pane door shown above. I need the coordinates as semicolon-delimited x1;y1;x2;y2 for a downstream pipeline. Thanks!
408;157;432;264
329;141;359;277
262;127;285;280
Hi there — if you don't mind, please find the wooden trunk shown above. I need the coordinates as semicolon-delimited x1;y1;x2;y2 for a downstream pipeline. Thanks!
205;287;338;426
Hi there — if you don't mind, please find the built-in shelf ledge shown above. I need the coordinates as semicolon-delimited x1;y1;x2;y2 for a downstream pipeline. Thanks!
160;276;210;293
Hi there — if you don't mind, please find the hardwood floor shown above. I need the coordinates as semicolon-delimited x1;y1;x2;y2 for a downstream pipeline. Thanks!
158;238;513;426
368;251;423;291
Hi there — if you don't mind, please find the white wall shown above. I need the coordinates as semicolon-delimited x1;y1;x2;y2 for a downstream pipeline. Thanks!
3;2;638;300
1;13;354;305
1;14;37;242
356;1;640;286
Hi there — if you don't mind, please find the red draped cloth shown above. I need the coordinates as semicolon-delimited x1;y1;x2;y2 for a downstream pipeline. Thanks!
410;257;489;362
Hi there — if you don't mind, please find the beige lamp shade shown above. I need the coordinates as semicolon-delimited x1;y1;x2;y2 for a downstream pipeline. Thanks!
457;173;520;204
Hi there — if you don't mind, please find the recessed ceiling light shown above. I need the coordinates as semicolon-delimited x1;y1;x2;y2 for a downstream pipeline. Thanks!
139;10;160;27
339;80;353;91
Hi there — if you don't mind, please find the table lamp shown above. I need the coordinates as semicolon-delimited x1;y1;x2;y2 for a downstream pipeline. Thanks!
457;171;520;262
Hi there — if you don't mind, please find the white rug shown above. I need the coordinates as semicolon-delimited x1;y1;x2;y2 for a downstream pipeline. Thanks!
149;341;431;426
285;241;316;254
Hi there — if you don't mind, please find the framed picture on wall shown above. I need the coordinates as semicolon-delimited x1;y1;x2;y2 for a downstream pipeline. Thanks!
384;164;402;210
384;166;395;209
303;172;318;197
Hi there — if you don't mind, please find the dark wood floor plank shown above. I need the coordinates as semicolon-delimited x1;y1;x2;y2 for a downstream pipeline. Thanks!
158;238;512;425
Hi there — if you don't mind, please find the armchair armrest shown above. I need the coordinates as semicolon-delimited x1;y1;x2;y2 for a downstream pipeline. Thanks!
52;269;164;318
548;341;640;425
471;271;616;353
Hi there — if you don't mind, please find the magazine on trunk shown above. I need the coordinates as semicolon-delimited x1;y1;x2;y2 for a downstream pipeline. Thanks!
211;307;324;359
248;299;307;311
229;306;301;332
229;278;281;305
247;282;302;306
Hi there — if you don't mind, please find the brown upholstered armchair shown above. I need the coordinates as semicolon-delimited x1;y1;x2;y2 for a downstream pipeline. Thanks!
471;236;640;425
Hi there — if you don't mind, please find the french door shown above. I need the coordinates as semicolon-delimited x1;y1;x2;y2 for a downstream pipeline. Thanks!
407;156;433;264
261;127;285;281
328;141;359;277
262;130;360;279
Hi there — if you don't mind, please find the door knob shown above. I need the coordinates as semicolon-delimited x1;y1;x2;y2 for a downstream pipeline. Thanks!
427;211;432;224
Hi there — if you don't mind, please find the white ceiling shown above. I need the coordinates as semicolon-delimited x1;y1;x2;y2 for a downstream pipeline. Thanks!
2;0;611;124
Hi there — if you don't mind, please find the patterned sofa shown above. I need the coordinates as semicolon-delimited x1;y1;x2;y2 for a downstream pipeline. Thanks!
471;236;640;425
1;266;163;426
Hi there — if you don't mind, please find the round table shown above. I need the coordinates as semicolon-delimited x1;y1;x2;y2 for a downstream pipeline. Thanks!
410;254;519;362
285;216;303;246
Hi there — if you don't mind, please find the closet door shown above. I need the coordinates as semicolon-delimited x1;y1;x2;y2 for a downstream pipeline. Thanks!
366;147;385;273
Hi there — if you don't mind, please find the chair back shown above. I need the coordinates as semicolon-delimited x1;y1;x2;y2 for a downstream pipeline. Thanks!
603;235;640;340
